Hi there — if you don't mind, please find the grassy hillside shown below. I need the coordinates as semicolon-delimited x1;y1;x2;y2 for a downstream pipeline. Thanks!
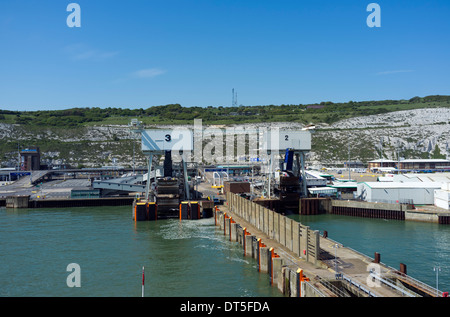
1;95;449;127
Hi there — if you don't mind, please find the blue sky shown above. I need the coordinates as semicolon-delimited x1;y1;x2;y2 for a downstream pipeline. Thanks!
0;0;449;110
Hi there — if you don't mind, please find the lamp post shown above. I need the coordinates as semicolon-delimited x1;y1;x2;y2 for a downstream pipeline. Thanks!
142;266;145;297
348;143;351;181
434;266;441;297
129;118;142;175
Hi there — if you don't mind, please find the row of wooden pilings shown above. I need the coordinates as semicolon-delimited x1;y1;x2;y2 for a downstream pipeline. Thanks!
331;206;405;220
438;215;450;224
214;206;323;297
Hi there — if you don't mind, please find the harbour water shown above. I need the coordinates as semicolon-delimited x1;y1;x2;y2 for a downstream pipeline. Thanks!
2;205;449;297
289;213;450;293
0;206;281;297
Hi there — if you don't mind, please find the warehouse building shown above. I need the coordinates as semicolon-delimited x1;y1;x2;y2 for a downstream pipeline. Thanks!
368;159;450;172
391;172;450;183
435;183;450;210
368;159;397;172
398;159;450;171
305;170;328;187
357;182;443;205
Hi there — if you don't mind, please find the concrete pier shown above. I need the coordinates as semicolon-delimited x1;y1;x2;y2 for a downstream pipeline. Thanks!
215;193;444;297
6;195;30;208
216;206;329;297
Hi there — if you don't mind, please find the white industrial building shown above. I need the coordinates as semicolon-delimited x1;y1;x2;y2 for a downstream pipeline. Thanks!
357;182;443;205
435;183;450;210
376;173;450;209
305;170;328;187
391;172;450;183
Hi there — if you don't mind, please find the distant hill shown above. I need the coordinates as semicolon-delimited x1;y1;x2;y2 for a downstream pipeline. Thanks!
1;95;449;127
0;95;449;169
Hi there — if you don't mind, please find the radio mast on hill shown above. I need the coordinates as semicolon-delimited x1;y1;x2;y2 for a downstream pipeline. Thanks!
232;88;238;107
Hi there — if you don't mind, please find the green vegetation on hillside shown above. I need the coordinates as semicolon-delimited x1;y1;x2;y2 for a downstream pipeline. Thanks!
1;95;449;127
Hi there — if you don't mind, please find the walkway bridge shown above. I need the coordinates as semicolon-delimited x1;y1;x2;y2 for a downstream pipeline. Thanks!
92;168;163;194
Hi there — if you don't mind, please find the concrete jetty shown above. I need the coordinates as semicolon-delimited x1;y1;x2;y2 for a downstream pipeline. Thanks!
215;192;445;297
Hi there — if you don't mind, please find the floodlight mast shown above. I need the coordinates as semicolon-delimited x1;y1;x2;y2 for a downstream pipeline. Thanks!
129;119;143;175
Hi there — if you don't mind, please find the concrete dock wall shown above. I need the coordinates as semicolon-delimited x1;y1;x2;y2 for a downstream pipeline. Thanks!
226;193;320;266
6;195;30;208
330;199;448;223
5;196;134;209
405;210;439;223
331;199;403;211
331;200;405;220
299;197;450;224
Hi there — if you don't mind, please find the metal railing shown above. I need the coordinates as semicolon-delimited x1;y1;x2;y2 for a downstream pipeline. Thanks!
315;275;351;298
341;274;378;297
391;270;444;297
369;271;417;297
302;281;326;297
